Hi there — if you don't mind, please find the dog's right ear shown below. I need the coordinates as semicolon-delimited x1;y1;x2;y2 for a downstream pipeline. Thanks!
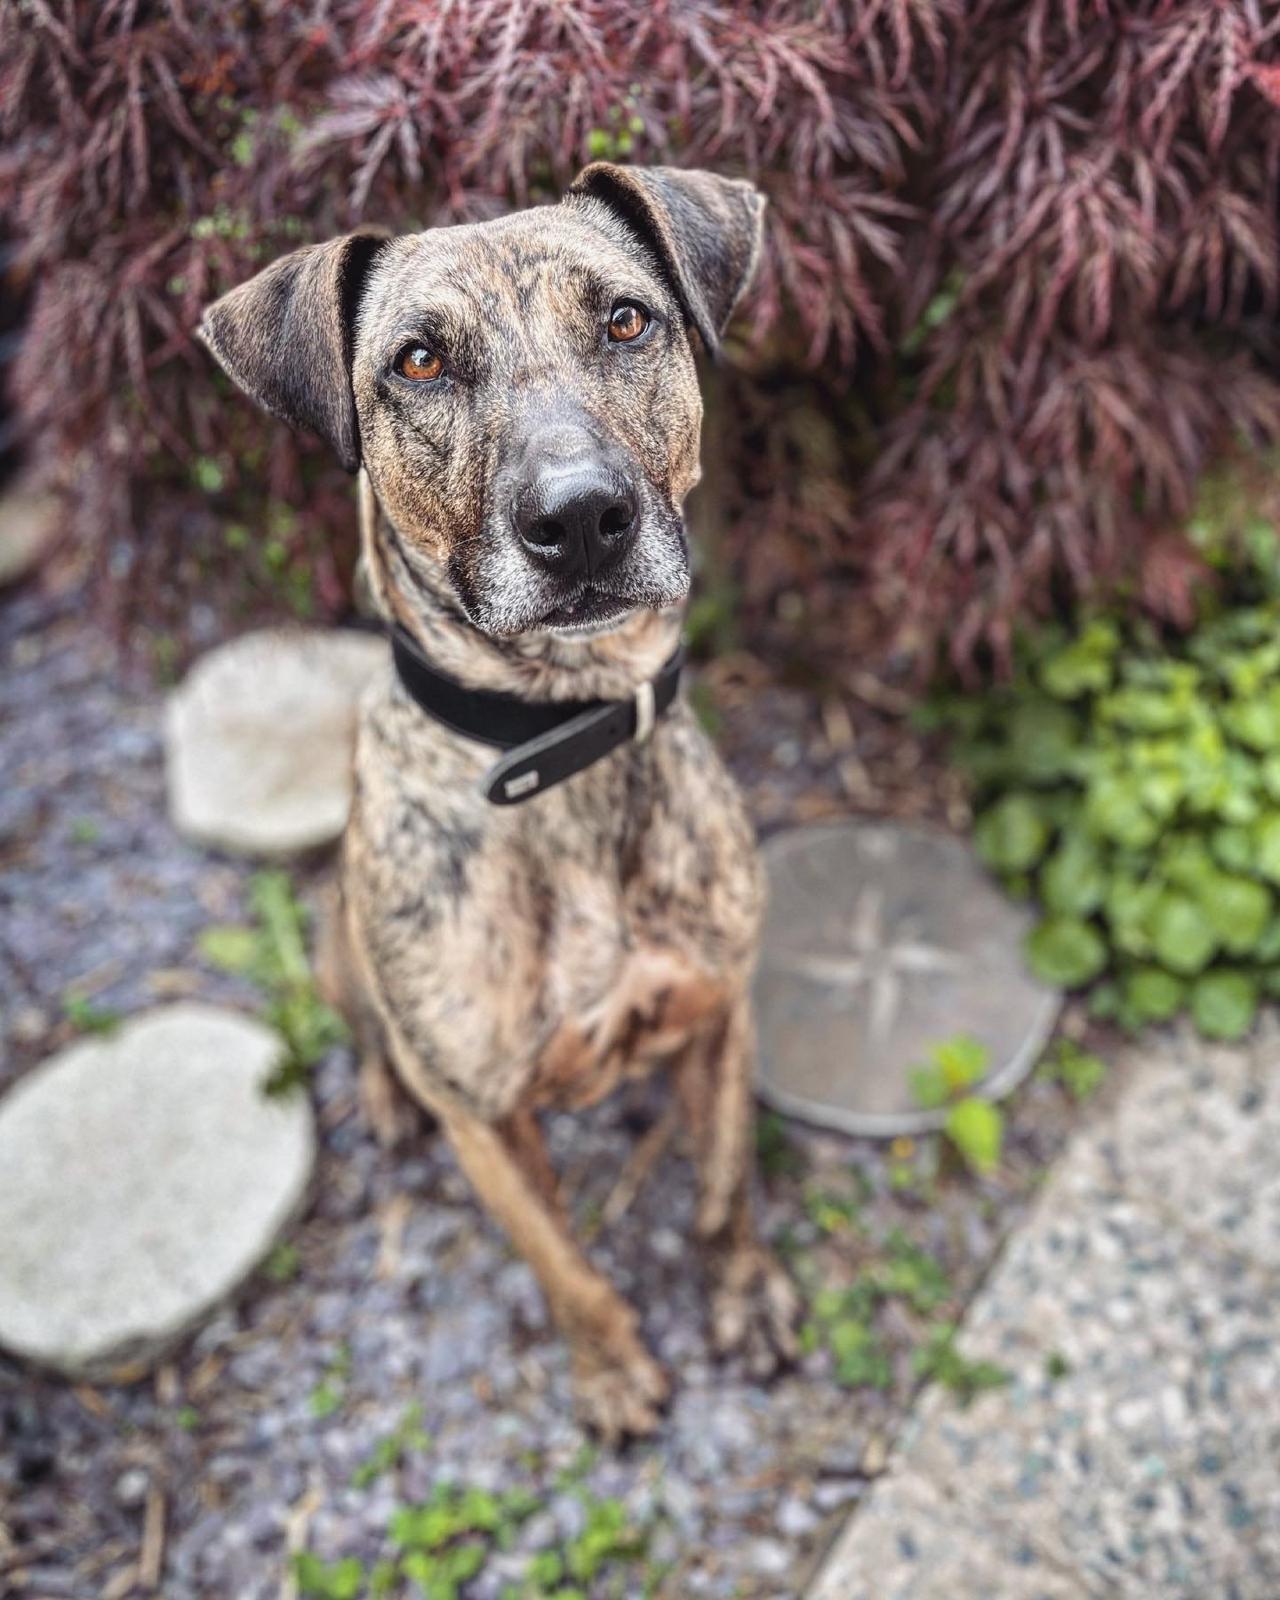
198;229;390;474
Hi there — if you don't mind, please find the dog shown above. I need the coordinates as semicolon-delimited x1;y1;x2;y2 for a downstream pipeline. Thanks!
199;163;799;1439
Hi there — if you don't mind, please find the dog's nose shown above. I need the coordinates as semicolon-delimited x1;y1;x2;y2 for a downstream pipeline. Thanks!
512;461;638;578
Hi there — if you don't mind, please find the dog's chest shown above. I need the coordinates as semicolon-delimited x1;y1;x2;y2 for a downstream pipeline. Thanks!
351;698;762;1118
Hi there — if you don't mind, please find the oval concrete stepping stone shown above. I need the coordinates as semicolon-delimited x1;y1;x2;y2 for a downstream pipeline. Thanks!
0;1004;314;1378
166;627;387;856
755;820;1060;1137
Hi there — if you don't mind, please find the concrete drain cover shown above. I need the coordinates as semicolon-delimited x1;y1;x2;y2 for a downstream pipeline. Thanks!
755;821;1060;1137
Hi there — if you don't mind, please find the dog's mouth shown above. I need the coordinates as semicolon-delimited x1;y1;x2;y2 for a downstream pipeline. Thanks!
538;587;635;635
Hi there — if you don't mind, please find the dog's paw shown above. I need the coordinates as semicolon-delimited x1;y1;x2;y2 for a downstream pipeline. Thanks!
710;1245;801;1379
572;1348;670;1444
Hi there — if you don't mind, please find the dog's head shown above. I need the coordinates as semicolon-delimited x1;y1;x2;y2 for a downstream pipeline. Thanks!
199;165;764;638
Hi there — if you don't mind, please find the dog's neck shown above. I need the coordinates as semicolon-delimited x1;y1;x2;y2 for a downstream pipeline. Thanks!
361;478;682;703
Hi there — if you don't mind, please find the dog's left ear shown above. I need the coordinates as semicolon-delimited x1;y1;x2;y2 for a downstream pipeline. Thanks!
198;228;391;473
569;163;765;357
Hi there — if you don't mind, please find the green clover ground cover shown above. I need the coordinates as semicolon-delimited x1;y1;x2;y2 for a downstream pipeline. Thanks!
293;1473;659;1600
936;462;1280;1041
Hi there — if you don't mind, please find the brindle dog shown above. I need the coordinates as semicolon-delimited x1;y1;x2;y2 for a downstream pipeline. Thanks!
200;163;799;1440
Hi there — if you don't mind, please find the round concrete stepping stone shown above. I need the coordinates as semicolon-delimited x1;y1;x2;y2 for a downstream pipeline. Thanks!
0;1004;314;1378
755;820;1060;1137
166;627;387;856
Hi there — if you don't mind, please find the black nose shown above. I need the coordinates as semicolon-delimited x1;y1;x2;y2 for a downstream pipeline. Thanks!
512;461;638;578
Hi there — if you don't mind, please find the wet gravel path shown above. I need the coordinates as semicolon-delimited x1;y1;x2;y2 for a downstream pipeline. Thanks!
1;593;1083;1600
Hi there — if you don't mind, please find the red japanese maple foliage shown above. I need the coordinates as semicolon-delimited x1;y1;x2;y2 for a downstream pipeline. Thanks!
2;1;1279;672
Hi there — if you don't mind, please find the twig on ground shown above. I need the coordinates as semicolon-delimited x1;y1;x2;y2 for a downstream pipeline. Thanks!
139;1488;165;1591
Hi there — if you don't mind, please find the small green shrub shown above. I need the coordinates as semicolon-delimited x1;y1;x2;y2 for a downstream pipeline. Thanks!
801;1230;952;1391
1038;1040;1107;1103
61;993;122;1036
909;1036;1003;1176
308;1345;352;1421
911;1324;1009;1404
294;1464;657;1600
293;1555;365;1600
942;477;1280;1041
352;1404;430;1490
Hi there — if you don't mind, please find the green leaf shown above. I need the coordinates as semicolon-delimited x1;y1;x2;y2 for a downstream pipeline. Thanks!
1211;825;1254;872
1025;917;1108;988
932;1034;989;1092
292;1555;364;1600
1097;687;1185;733
197;924;261;974
1084;777;1160;849
1039;620;1118;699
1040;1039;1107;1100
1148;892;1218;975
910;1035;988;1111
1160;836;1218;893
1040;833;1106;916
1102;874;1163;958
1222;689;1280;751
974;793;1050;873
1136;764;1185;818
828;1318;892;1389
1255;814;1280;882
1122;966;1184;1024
1004;701;1082;783
912;1321;1010;1401
1256;918;1280;962
1189;971;1258;1041
1202;874;1272;955
909;1063;949;1111
62;994;122;1036
944;1097;1003;1175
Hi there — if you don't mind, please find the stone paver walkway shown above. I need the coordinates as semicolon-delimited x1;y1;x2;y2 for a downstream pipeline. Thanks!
808;1021;1280;1599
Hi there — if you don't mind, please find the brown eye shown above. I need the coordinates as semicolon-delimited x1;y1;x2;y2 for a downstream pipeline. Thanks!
608;302;649;343
397;345;443;381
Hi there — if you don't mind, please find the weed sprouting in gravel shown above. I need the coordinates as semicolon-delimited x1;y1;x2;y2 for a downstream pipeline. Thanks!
908;1035;1004;1177
294;1468;661;1600
198;870;346;1094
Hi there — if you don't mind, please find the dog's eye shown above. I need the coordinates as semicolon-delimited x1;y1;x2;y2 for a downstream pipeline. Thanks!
608;303;649;343
396;344;444;382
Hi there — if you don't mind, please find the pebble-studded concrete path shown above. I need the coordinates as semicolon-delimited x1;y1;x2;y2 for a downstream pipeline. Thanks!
809;1020;1280;1599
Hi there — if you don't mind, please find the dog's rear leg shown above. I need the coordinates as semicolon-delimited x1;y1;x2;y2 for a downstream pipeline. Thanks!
441;1104;669;1442
316;886;422;1149
674;994;800;1376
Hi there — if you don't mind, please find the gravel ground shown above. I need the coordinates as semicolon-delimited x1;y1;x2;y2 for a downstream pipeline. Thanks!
0;590;1086;1600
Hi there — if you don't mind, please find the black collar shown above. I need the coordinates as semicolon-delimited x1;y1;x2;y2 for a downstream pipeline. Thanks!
389;624;684;805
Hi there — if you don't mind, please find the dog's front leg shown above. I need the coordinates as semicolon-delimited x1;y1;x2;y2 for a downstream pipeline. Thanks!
440;1104;670;1442
675;995;801;1377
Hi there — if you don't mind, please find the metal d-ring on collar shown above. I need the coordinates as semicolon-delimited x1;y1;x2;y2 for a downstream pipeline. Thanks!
389;623;684;806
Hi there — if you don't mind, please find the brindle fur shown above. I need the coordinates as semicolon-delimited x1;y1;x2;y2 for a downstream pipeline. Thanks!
200;164;799;1439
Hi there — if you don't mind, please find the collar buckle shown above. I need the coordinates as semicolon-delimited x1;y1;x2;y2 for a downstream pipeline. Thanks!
633;680;656;744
